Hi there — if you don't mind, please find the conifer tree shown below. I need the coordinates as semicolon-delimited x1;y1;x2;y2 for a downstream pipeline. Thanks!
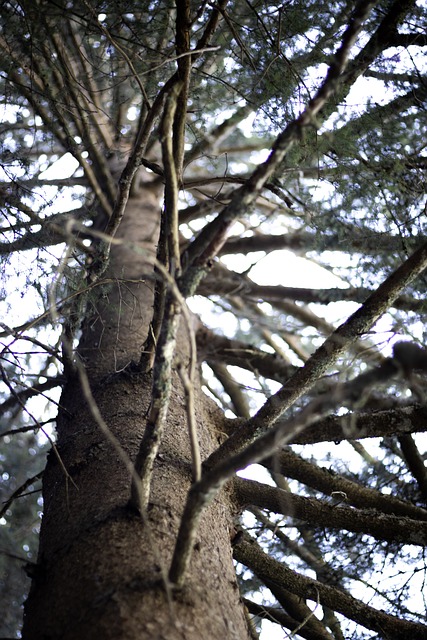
1;1;426;638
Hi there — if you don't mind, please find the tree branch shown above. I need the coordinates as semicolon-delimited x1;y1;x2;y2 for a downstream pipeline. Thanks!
210;239;427;461
234;477;427;545
169;340;427;587
234;539;427;639
262;448;427;521
201;278;426;313
196;326;296;383
219;229;423;257
285;404;427;444
179;0;377;295
243;599;331;640
130;84;185;513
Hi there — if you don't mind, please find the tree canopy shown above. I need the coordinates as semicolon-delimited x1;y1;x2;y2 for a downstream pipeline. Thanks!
1;1;427;638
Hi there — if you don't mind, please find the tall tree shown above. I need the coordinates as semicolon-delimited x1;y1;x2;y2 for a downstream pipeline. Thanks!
0;0;426;638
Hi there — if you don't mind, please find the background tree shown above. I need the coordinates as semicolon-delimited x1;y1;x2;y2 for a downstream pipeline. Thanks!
0;0;427;638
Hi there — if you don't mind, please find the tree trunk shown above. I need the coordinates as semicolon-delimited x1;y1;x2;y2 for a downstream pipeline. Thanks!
22;179;251;640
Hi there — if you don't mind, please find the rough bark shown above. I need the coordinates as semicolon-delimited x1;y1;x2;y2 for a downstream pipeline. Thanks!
22;183;251;640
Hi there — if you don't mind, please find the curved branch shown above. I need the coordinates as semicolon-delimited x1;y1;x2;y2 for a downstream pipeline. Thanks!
243;599;332;640
259;574;334;640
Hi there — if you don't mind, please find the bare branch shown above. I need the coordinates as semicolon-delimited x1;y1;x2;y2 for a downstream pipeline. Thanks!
196;326;296;383
0;471;43;519
243;599;328;640
219;230;422;257
201;278;426;313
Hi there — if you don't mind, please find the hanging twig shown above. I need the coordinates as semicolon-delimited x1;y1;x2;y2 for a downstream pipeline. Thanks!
71;356;175;616
177;362;201;482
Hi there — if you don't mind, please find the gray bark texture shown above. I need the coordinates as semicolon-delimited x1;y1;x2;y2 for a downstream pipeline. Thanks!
22;181;251;640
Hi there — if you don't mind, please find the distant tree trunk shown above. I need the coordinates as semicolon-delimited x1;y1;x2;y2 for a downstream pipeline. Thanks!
22;178;251;640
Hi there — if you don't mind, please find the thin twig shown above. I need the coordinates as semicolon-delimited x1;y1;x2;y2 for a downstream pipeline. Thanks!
177;363;201;482
139;46;220;76
0;471;43;519
289;589;320;638
0;363;77;491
